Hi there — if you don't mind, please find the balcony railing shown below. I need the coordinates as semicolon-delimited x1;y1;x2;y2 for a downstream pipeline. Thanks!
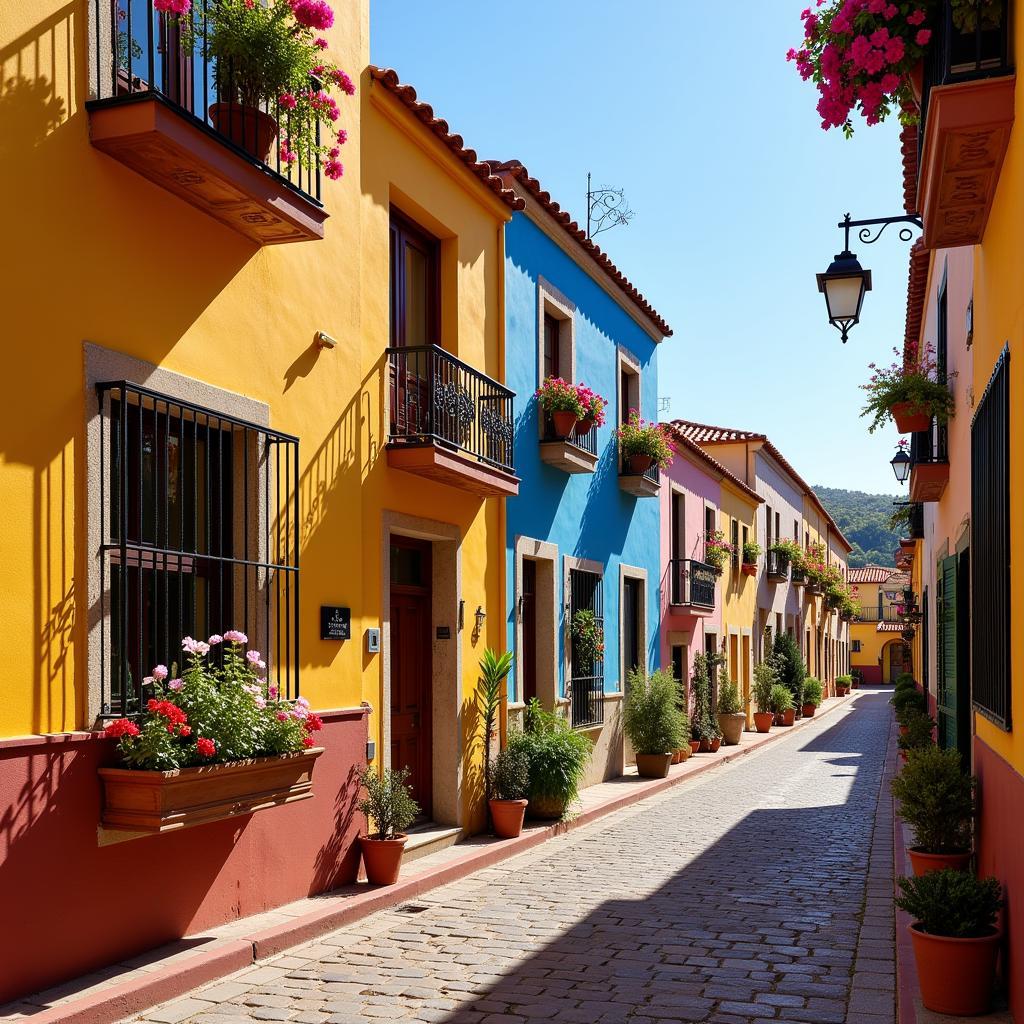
766;550;789;582
911;420;949;467
853;607;902;623
909;502;925;539
89;0;322;204
669;559;717;609
387;345;515;475
543;416;598;456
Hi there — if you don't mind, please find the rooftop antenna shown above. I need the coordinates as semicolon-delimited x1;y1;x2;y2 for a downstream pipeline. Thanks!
658;397;671;414
586;172;634;239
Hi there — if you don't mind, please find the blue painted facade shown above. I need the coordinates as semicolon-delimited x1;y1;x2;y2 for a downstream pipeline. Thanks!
502;209;664;710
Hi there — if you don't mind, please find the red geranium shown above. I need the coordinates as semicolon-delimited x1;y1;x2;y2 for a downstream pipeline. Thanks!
104;718;140;739
196;737;217;758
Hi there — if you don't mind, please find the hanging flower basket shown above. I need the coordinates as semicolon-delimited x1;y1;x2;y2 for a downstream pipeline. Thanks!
890;401;933;434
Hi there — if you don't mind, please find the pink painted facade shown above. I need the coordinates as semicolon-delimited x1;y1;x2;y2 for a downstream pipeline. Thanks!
659;445;723;690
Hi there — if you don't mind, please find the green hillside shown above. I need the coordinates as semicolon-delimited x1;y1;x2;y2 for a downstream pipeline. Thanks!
813;486;903;568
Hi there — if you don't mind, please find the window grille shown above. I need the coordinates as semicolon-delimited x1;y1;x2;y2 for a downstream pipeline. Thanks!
568;568;604;728
97;381;300;717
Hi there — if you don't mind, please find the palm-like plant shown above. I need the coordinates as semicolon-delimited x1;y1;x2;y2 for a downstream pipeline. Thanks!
477;649;514;803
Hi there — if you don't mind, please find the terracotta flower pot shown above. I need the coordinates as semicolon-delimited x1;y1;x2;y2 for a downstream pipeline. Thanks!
528;793;567;820
741;563;758;577
698;738;711;753
628;454;653;474
802;703;817;718
753;711;773;734
360;834;408;886
718;711;745;745
909;924;1001;1016
709;737;722;753
781;708;796;727
890;401;932;434
636;752;673;779
908;847;972;877
676;744;692;762
209;102;279;162
576;415;595;435
899;725;909;737
489;798;528;839
551;410;579;439
689;739;701;754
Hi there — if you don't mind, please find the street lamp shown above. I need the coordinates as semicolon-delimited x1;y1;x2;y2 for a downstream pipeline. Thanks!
891;442;912;484
817;212;922;344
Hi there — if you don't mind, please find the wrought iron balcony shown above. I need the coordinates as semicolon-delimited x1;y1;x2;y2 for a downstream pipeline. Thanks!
668;559;717;611
386;345;518;497
909;502;925;539
618;458;660;498
852;606;902;624
765;550;789;582
539;415;599;474
909;421;950;502
87;0;328;244
918;0;1014;248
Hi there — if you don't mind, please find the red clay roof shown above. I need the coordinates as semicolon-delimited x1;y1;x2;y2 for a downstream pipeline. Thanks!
904;238;929;355
662;424;764;505
672;419;854;552
369;68;524;213
849;565;899;584
901;123;919;215
485;160;673;338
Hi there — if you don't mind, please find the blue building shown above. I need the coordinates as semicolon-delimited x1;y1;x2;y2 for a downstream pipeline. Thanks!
488;161;673;787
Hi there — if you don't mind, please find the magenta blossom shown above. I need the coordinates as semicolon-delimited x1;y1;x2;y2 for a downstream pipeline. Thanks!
290;0;334;30
223;630;248;645
168;678;184;692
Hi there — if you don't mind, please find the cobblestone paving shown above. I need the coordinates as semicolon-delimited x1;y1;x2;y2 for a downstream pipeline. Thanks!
135;693;896;1024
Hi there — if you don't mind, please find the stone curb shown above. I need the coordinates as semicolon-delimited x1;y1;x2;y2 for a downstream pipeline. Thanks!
17;693;857;1024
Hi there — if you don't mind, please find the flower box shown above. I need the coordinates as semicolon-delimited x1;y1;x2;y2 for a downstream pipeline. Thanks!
741;562;758;577
890;402;932;434
99;747;324;833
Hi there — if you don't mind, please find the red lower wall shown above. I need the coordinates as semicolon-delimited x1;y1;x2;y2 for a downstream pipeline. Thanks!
974;737;1024;1017
853;664;882;684
0;707;367;1004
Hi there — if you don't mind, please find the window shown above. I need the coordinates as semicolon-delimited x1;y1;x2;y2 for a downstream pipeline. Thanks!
971;348;1010;727
542;313;560;381
730;518;739;568
618;358;640;426
671;644;687;688
794;520;799;542
852;639;861;653
937;276;948;384
97;382;299;717
671;492;685;563
704;506;717;561
390;210;439;349
766;504;773;548
742;525;749;557
569;568;604;728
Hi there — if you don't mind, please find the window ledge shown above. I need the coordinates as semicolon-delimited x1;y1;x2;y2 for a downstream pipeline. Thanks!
618;472;659;498
539;440;598;474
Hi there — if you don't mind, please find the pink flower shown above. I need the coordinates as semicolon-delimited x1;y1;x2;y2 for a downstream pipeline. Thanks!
279;92;297;110
168;678;184;691
332;69;355;96
152;664;168;681
255;696;267;709
246;650;267;671
182;636;210;656
290;0;334;30
296;696;310;708
907;8;927;24
328;146;340;158
276;711;289;722
315;37;328;48
336;127;348;145
269;686;279;700
915;28;932;45
324;159;344;180
208;634;223;646
153;0;191;13
223;630;248;645
884;4;897;17
313;64;326;76
884;34;905;63
280;141;298;165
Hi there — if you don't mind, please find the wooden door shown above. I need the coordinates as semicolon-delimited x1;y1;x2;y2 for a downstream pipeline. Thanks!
390;538;433;819
522;559;538;705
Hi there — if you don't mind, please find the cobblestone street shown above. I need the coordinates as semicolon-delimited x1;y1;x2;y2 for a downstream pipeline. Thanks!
133;692;896;1024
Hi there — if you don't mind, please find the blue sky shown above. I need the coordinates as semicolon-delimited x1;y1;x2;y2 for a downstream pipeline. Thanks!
370;1;911;496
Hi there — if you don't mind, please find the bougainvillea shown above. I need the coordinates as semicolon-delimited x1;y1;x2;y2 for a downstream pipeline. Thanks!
859;341;956;432
787;0;936;136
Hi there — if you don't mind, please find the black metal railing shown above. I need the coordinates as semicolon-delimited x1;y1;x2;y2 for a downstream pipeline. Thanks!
89;0;323;203
909;502;925;539
569;568;604;728
387;345;516;474
543;415;598;456
669;559;716;608
790;567;807;585
766;550;789;581
96;381;300;718
921;0;1012;139
910;420;949;467
853;606;902;623
620;458;660;486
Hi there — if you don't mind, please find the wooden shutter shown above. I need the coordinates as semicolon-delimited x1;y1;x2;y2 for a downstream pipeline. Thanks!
937;556;958;751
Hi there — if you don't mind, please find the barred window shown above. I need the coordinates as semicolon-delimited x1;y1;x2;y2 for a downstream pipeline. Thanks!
97;382;300;716
568;568;604;728
971;348;1010;728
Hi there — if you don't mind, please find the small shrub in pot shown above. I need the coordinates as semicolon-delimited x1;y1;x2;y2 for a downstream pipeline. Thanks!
896;869;1002;1016
772;630;806;714
898;709;936;757
518;699;593;820
751;661;777;733
716;678;747;745
769;683;793;725
689;653;719;750
358;766;420;885
623;668;686;778
801;677;823;716
490;740;531;839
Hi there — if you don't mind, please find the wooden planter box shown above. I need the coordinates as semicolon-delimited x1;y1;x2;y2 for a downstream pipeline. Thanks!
99;747;324;833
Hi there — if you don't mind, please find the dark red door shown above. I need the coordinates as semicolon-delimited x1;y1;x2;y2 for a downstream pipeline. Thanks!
390;538;433;818
522;559;537;705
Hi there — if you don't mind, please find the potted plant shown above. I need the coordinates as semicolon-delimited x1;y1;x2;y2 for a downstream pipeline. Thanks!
788;1;939;137
741;540;761;576
898;709;936;761
716;678;747;745
476;647;513;826
896;870;1003;1016
518;699;593;819
670;671;692;764
860;344;956;434
802;541;827;594
772;630;805;719
616;410;674;474
623;668;686;779
836;674;852;696
489;740;530;839
891;746;975;875
571;609;604;667
162;0;355;173
689;653;718;752
100;631;325;832
801;677;823;718
704;530;736;576
536;376;585;438
357;765;420;885
770;683;794;726
752;661;776;734
574;384;607;435
892;686;926;720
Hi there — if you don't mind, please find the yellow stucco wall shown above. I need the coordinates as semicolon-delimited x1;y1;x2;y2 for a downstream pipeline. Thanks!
0;2;509;827
719;482;759;719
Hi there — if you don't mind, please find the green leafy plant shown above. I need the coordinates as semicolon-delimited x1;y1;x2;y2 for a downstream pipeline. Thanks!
689;653;718;741
512;709;592;813
860;344;957;433
491;742;530;801
898;709;936;753
742;540;762;563
772;630;806;710
571;609;604;666
896;870;1002;938
802;677;823;707
358;766;419;840
717;678;746;715
623;668;686;755
616;410;674;469
477;648;513;801
892;687;926;718
770;538;803;565
950;0;1004;33
535;376;585;417
752;660;777;715
836;674;853;689
769;683;793;715
704;530;736;570
891;746;975;853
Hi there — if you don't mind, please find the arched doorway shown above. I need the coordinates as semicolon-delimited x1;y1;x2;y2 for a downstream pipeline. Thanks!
883;640;912;683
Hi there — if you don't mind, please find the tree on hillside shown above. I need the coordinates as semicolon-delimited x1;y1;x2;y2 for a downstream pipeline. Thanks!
813;485;903;568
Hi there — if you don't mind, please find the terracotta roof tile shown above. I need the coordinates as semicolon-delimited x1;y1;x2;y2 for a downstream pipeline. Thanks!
849;565;899;584
900;123;919;215
672;419;853;552
904;238;929;355
369;68;524;212
662;424;764;505
485;160;672;338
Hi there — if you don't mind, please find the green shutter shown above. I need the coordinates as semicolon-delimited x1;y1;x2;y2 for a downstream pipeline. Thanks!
937;554;958;750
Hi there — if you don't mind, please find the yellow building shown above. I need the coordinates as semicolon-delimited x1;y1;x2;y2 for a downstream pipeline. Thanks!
0;0;517;1001
848;566;912;685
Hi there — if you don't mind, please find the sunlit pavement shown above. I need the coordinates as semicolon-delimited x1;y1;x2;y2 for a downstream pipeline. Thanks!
131;692;896;1024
